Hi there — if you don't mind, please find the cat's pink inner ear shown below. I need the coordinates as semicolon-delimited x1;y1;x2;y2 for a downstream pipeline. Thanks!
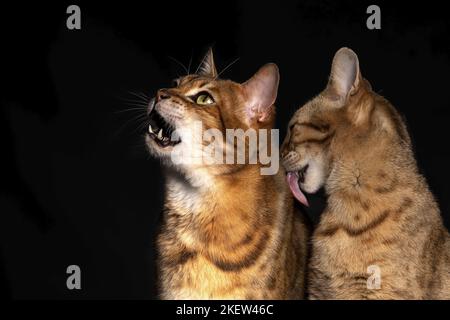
327;47;361;100
243;63;280;124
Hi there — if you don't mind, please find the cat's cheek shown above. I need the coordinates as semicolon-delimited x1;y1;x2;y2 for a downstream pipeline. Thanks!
302;159;326;194
156;100;185;123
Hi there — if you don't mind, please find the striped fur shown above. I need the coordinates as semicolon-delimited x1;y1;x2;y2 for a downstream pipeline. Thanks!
150;50;309;299
281;48;450;299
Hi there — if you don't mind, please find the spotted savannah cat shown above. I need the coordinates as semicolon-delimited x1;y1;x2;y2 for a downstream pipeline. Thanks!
146;49;309;299
281;47;450;299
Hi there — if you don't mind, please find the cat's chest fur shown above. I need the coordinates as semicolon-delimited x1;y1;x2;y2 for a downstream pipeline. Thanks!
309;192;447;299
157;170;306;299
161;253;270;299
313;213;399;273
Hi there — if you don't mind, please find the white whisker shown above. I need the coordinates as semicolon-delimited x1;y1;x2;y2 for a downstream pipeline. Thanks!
187;49;193;75
114;107;147;114
128;91;149;102
217;57;240;79
168;56;188;75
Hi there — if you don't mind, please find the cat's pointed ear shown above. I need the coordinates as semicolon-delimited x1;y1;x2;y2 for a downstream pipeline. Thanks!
242;63;279;125
326;47;361;102
198;48;218;78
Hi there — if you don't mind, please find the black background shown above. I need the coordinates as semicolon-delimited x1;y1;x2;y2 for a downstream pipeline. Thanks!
1;1;450;299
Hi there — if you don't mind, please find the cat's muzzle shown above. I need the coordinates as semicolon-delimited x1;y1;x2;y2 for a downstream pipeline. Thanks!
147;100;181;148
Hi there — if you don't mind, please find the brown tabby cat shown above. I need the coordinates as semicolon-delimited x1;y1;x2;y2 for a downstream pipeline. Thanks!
146;49;308;299
281;47;450;299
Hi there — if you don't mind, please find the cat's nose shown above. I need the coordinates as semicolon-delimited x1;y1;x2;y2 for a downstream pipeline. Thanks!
156;89;170;102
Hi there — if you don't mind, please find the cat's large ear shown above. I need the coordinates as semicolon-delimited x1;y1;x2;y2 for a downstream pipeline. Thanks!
198;48;218;78
325;47;361;102
242;63;279;125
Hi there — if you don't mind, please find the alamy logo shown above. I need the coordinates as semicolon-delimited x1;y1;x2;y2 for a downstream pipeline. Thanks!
366;5;381;30
66;265;81;290
167;121;279;175
66;5;81;30
367;265;381;290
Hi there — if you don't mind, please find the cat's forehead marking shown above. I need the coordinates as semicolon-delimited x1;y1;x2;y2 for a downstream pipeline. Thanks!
178;76;215;96
179;75;210;86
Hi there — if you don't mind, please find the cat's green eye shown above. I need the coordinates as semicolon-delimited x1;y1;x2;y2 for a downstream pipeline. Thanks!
195;93;214;105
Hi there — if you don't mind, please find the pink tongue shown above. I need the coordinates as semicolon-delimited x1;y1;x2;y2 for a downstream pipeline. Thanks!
287;172;309;207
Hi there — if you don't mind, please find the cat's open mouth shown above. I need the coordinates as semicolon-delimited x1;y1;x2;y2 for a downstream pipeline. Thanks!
286;165;309;207
147;110;181;148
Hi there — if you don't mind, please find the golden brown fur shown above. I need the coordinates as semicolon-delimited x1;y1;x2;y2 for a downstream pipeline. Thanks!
147;49;309;299
281;48;450;299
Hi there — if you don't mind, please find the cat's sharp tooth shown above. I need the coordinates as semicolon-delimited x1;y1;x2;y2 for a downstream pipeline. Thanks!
157;129;163;139
148;124;154;133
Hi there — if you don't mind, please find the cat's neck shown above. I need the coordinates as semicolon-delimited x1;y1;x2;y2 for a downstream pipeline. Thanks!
163;165;282;249
164;165;267;217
